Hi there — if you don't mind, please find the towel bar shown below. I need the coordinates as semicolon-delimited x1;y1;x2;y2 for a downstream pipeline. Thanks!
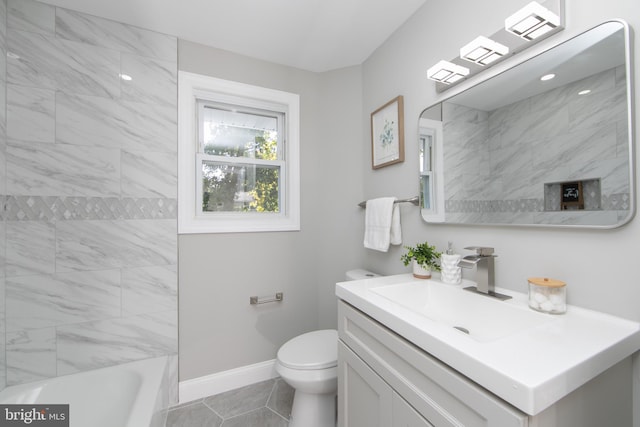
250;292;284;305
358;196;420;208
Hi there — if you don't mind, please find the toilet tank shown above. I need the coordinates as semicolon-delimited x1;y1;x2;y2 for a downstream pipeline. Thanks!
345;269;380;281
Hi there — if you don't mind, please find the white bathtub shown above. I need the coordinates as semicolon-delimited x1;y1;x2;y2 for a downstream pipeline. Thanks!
0;356;168;427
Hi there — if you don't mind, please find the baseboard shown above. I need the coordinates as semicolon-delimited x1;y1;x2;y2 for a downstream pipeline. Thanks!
178;359;278;404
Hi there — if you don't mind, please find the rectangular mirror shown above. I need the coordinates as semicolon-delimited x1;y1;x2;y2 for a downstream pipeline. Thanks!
420;20;634;228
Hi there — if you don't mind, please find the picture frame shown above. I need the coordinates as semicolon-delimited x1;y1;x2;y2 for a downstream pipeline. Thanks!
371;95;404;169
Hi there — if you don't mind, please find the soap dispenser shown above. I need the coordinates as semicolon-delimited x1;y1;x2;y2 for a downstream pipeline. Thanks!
440;242;462;285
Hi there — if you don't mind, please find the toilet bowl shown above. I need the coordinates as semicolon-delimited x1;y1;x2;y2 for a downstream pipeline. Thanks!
276;329;338;427
276;269;379;427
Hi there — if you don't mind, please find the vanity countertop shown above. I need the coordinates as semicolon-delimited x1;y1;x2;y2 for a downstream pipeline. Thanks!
335;273;640;415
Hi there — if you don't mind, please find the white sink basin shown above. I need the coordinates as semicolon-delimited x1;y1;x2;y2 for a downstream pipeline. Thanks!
371;281;555;342
335;274;640;415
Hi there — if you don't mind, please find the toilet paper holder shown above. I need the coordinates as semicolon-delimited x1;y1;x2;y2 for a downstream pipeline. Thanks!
250;292;284;305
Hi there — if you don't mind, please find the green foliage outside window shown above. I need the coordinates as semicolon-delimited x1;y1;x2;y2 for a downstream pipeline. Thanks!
202;128;280;213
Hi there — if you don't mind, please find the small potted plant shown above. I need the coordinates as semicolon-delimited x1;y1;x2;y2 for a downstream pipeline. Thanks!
401;242;442;279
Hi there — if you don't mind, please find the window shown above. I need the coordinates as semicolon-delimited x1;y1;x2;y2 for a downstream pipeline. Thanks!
179;72;300;233
418;118;445;223
197;101;284;213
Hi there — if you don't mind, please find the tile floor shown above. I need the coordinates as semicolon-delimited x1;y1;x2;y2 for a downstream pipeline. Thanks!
165;378;294;427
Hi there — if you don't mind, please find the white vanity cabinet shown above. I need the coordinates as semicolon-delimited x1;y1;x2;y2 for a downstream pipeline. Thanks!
337;300;633;427
339;341;432;426
338;301;527;427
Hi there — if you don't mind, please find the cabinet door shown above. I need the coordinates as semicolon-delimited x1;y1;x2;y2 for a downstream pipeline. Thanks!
338;301;528;427
338;341;393;427
393;393;434;427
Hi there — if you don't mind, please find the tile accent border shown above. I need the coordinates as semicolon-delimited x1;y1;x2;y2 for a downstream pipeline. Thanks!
2;195;177;221
446;193;630;214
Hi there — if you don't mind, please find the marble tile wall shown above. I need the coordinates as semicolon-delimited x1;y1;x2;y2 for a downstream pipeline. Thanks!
444;66;629;225
0;0;7;393
1;0;178;392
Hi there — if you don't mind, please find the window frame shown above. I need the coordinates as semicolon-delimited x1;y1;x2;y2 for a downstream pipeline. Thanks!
178;72;300;234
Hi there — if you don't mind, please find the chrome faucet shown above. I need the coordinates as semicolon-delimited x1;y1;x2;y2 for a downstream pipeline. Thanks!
458;246;511;300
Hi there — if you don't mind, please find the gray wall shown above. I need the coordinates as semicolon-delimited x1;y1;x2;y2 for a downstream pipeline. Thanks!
178;41;364;380
1;0;178;387
177;0;640;394
360;0;640;422
361;0;640;322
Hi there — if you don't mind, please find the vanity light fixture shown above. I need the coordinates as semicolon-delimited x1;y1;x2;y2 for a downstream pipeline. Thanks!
540;73;555;81
505;1;560;41
460;36;509;66
427;60;470;85
429;0;563;92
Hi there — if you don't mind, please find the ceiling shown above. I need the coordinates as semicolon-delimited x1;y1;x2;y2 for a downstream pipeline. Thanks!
38;0;427;72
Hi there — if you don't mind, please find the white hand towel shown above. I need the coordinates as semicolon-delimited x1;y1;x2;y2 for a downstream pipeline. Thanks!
364;197;403;252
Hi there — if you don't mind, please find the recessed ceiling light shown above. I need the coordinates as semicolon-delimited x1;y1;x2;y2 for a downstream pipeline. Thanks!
578;89;591;95
505;1;560;41
540;73;555;81
427;60;470;85
460;36;509;66
120;74;133;81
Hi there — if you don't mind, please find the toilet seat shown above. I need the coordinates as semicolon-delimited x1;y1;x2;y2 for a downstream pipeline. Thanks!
277;329;337;370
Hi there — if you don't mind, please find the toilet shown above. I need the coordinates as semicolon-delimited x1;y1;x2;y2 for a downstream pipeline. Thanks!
276;269;379;427
276;329;338;427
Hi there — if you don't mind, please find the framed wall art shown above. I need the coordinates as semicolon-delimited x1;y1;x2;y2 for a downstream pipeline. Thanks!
371;95;404;169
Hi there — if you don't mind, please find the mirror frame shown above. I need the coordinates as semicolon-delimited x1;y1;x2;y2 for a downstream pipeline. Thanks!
419;20;636;229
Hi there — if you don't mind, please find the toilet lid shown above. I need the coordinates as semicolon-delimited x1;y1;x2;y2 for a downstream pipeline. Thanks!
277;329;338;370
